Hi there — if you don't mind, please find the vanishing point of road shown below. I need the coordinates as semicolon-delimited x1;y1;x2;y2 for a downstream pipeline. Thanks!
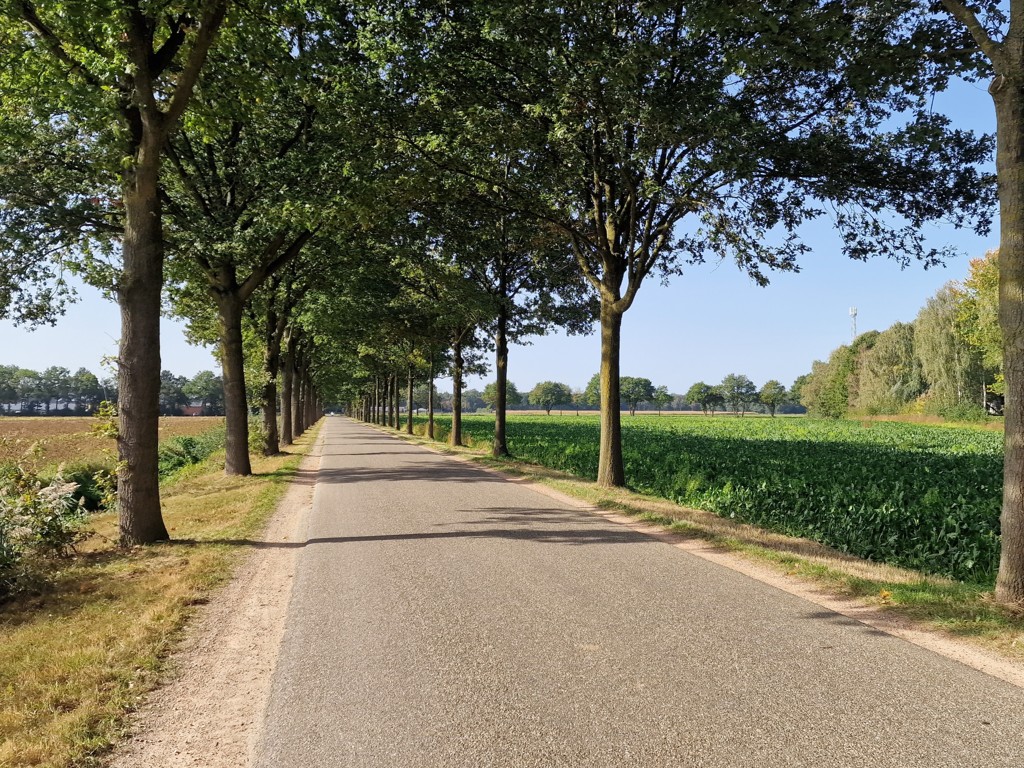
255;417;1024;767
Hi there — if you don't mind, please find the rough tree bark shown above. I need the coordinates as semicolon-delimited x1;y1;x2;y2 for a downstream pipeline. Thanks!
293;351;305;437
406;366;414;434
993;76;1024;604
258;280;293;455
280;329;295;446
493;305;510;457
214;289;252;475
941;0;1024;604
118;131;169;544
597;295;627;487
451;337;464;446
304;370;315;429
428;352;435;440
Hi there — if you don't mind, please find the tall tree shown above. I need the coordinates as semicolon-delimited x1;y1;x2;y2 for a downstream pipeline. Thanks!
956;250;1003;401
435;192;594;457
620;377;654;416
366;0;993;488
528;381;573;415
936;0;1024;604
164;14;369;474
0;365;18;412
685;382;723;416
759;380;786;418
652;385;672;415
915;284;984;413
0;1;228;543
720;374;758;416
159;370;191;416
184;370;224;415
855;323;924;415
69;367;103;414
483;380;523;410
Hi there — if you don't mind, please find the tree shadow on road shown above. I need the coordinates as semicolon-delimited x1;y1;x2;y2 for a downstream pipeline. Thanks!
166;506;656;550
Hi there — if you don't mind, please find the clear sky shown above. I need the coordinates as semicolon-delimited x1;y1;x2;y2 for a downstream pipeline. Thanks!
0;78;998;393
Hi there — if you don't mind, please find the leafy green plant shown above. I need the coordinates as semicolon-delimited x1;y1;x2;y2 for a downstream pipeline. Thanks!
0;464;88;596
156;426;227;479
248;415;269;454
418;414;1003;583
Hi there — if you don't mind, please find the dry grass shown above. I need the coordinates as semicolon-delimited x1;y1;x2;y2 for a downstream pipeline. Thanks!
0;417;224;470
387;422;1024;662
0;422;318;768
856;413;1004;431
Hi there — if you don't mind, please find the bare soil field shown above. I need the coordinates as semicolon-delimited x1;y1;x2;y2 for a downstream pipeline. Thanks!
0;416;224;467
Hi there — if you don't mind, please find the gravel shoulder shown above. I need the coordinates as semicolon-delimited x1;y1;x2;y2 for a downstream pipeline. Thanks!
105;432;322;768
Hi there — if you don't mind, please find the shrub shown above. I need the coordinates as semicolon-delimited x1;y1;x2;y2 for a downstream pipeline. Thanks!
157;425;226;479
0;464;88;597
248;415;269;454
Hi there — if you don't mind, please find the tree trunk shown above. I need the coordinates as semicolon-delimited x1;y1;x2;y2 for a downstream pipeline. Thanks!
117;136;168;545
994;78;1024;605
261;377;279;456
597;298;625;486
451;338;464;446
305;372;315;428
372;377;379;425
281;331;295;446
215;290;252;476
493;308;510;457
392;374;401;430
260;336;281;457
428;352;435;439
406;366;414;434
294;356;305;437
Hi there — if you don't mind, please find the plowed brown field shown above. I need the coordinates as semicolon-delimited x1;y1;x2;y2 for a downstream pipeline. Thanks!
0;416;224;467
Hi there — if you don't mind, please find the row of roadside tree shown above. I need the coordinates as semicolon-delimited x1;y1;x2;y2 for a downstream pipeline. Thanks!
7;2;1024;605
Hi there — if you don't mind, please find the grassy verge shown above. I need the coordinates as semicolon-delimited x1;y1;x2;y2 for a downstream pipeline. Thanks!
380;420;1024;662
0;423;320;768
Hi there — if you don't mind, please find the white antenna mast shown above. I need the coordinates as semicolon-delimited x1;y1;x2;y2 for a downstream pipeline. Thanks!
849;306;858;341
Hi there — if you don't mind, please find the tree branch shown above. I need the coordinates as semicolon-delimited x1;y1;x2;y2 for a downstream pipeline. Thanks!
150;13;191;76
239;229;316;302
940;0;1005;69
18;1;103;88
163;0;228;128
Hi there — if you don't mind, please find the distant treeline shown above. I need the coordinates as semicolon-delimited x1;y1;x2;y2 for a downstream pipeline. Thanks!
796;250;1001;420
0;365;226;416
444;373;806;417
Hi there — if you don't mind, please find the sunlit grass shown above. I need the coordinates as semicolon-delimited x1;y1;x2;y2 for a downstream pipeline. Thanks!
0;423;319;768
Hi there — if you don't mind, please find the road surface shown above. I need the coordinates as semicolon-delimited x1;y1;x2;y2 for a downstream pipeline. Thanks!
255;417;1024;767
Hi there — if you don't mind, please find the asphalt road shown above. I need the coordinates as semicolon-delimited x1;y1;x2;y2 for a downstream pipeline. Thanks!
255;417;1024;767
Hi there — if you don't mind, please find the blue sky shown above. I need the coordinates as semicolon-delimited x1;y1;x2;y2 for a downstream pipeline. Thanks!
0;78;998;393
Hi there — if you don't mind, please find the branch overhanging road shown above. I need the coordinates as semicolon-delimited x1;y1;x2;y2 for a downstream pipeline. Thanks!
255;417;1024;767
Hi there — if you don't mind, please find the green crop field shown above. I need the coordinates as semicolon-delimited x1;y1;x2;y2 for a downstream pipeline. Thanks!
416;414;1003;583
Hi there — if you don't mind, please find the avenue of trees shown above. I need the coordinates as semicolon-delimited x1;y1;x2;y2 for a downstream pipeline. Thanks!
5;2;1024;604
